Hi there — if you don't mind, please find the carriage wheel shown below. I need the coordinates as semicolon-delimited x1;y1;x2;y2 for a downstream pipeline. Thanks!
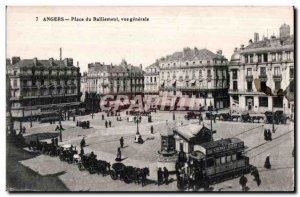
110;171;117;180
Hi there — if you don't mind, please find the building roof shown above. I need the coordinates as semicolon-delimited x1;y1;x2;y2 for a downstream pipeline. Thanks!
160;47;226;62
10;58;77;69
174;124;209;141
240;35;294;54
88;60;143;74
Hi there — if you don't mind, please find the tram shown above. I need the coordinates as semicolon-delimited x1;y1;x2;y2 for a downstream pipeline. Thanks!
176;138;253;190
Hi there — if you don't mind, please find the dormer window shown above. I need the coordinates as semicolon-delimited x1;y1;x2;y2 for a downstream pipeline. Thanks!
186;62;189;66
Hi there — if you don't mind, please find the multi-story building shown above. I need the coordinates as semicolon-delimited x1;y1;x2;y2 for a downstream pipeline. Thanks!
228;24;294;115
7;57;82;121
86;59;144;97
144;61;160;95
80;72;88;102
157;47;229;109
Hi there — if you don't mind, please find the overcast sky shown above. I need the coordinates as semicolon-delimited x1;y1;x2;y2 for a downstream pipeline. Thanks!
7;6;294;72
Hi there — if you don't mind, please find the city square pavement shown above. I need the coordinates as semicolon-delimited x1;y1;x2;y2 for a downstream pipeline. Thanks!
18;110;294;191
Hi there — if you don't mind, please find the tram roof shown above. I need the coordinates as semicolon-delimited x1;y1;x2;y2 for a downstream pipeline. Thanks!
201;138;243;149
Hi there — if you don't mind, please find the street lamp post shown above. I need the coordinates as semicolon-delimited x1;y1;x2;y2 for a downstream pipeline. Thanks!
136;113;140;135
199;104;202;125
210;100;213;133
59;108;62;142
91;94;94;119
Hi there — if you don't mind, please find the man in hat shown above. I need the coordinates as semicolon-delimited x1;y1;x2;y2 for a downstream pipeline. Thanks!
157;167;163;186
109;120;112;127
120;137;124;148
239;174;248;191
80;137;86;149
163;167;169;185
264;154;271;169
105;120;108;128
150;125;154;134
267;129;272;141
115;147;122;161
102;114;104;120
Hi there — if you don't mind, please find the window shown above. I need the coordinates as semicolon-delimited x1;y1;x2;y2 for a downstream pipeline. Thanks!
258;54;262;63
272;53;276;61
286;52;291;60
14;71;17;75
247;82;252;91
193;62;195;65
233;81;238;90
274;67;280;76
275;81;281;90
186;62;189;66
250;55;253;63
232;154;237;161
261;81;267;91
273;97;283;108
263;53;268;62
260;67;266;76
154;77;156;82
173;63;176;66
199;70;202;76
259;97;268;107
290;67;294;79
247;68;252;76
278;53;282;61
245;56;248;63
221;156;226;164
216;158;220;166
226;155;231;162
232;70;237;79
13;80;17;87
207;69;211;77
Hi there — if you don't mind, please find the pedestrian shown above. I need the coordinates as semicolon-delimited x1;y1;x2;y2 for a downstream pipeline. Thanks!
139;116;142;122
105;120;108;128
239;174;248;191
163;167;169;185
150;125;154;134
87;121;90;129
80;137;86;149
51;138;55;146
22;126;26;134
115;147;122;161
102;114;104;120
251;167;261;186
76;120;79;127
55;137;58;146
80;147;84;157
157;167;163;186
264;154;271;169
267;129;272;141
120;137;124;148
181;121;183;126
264;129;268;141
73;115;75;122
109;120;112;127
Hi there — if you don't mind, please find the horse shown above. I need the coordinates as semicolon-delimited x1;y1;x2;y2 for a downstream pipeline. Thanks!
140;167;150;187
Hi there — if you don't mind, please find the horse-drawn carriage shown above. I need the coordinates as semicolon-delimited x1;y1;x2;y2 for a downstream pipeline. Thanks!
265;110;288;124
78;153;98;173
251;115;264;123
77;120;90;129
184;111;201;120
28;140;58;156
241;113;253;123
220;113;232;121
110;163;149;186
205;112;216;120
59;144;78;163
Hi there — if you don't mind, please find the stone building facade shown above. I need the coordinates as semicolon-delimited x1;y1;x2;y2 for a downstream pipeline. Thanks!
7;57;81;120
144;61;160;95
86;59;144;97
157;47;229;109
228;24;294;115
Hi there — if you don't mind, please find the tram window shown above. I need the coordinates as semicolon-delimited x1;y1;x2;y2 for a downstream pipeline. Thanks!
237;152;244;160
221;156;226;164
216;158;221;166
232;154;237;161
206;158;214;167
226;155;231;162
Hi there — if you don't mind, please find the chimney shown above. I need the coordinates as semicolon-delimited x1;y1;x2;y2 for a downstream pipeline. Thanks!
60;48;62;61
254;33;259;42
240;44;245;50
140;64;142;69
249;39;253;44
49;58;54;66
271;34;276;40
33;57;38;66
234;47;238;52
217;50;222;56
68;58;73;66
12;57;21;65
77;61;79;67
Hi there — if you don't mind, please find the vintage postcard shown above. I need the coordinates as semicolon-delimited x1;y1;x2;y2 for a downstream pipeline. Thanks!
6;6;295;192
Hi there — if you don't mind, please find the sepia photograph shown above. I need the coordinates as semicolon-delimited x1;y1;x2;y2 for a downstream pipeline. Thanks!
5;6;295;192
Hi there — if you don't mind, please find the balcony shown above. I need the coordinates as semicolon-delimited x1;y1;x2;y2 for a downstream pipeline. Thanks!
228;89;239;94
259;73;267;82
245;75;253;82
246;89;253;92
273;74;282;81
